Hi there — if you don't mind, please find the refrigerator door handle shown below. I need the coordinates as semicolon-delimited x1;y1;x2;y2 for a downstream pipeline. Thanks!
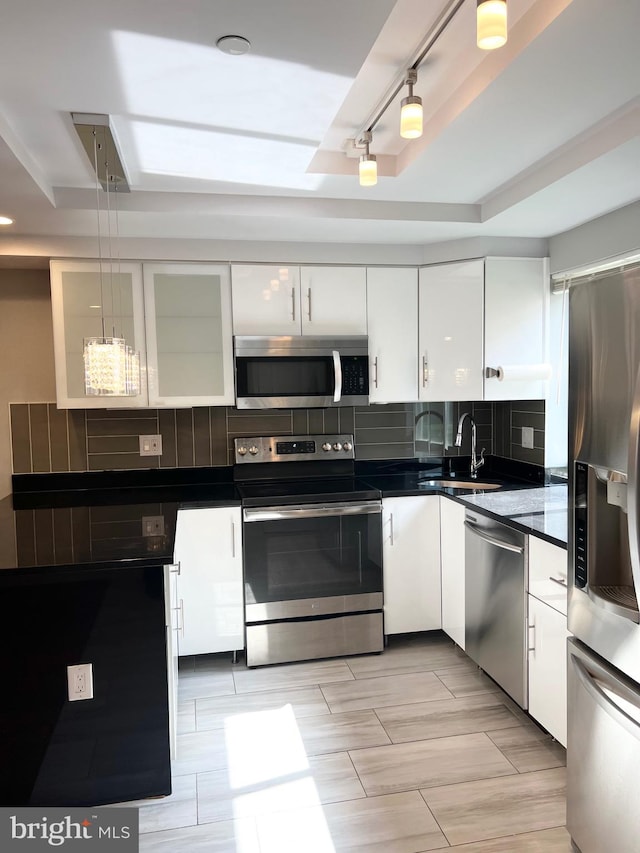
627;362;640;596
572;651;640;736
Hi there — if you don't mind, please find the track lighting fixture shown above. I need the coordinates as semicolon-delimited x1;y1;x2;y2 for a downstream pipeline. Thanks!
348;0;508;185
400;69;423;139
358;132;377;187
477;0;508;50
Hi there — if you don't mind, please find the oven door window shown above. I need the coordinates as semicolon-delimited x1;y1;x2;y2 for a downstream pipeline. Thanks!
243;512;382;604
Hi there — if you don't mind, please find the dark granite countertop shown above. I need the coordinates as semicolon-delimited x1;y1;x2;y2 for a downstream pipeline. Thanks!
3;468;241;574
3;457;567;574
355;459;567;549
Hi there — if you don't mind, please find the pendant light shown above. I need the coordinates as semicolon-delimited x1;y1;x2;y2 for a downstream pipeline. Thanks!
400;69;423;139
477;0;508;50
358;131;377;187
83;126;140;397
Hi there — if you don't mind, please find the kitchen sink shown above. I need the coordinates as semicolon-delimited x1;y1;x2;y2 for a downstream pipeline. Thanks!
419;479;504;490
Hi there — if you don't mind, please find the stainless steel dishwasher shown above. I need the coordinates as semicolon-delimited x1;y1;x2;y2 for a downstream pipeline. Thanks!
464;511;528;708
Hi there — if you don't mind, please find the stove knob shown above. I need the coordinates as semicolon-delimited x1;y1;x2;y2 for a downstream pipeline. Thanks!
332;442;342;452
321;442;332;452
342;441;353;452
248;445;259;456
237;445;248;456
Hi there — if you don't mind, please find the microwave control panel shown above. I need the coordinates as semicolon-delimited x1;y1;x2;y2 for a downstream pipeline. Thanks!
341;357;369;395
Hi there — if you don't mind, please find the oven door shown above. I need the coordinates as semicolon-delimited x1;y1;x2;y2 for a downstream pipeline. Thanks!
242;501;383;621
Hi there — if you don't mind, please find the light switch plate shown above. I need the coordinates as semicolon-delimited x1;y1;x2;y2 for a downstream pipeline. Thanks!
521;426;534;449
140;434;162;456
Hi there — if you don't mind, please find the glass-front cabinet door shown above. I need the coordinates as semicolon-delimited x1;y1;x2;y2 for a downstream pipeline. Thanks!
50;260;148;408
143;263;234;407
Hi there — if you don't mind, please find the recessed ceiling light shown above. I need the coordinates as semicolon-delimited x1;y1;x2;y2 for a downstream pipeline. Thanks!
0;216;14;225
216;35;251;56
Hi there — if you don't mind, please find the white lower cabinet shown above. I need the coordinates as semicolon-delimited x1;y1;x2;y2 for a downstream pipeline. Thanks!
527;534;569;746
439;496;466;649
173;506;244;656
382;496;441;635
527;592;570;746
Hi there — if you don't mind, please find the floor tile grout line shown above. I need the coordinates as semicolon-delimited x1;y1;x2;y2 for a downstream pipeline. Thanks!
417;787;453;847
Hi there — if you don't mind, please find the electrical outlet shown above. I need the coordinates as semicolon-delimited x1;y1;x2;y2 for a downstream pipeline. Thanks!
142;515;165;537
67;663;94;701
521;426;535;449
139;434;162;456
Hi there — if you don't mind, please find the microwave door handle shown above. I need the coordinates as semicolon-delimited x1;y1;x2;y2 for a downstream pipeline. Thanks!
333;350;342;402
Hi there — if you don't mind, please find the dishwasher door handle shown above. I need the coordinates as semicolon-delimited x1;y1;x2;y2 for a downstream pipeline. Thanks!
464;521;524;554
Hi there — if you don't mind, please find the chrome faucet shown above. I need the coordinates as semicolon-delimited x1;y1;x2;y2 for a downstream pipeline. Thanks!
454;412;485;478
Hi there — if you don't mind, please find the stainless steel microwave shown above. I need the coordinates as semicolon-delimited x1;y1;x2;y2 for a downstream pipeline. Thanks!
234;335;369;409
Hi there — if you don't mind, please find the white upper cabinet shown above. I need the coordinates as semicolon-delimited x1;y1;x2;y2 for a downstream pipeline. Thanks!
50;260;149;408
299;266;367;335
143;263;234;407
418;260;484;402
366;267;419;403
231;264;367;336
231;264;301;335
484;257;549;401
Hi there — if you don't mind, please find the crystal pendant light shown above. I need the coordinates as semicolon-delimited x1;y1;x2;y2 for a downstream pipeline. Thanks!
83;124;140;396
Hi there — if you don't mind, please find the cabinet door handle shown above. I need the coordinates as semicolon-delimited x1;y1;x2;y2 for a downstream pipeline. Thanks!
307;287;312;321
373;356;379;388
168;561;181;575
528;622;536;653
549;575;567;587
174;599;184;637
422;355;429;386
231;519;236;558
291;286;296;321
389;512;395;546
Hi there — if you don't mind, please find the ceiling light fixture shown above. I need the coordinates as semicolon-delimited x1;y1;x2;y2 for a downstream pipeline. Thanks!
358;132;377;187
216;35;251;56
74;115;140;397
477;0;508;50
400;69;423;139
0;216;14;225
347;0;508;185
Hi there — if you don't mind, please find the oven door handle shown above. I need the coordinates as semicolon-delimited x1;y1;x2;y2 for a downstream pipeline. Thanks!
333;350;342;402
243;501;382;522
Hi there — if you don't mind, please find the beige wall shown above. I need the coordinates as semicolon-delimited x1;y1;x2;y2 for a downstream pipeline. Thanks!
0;270;56;498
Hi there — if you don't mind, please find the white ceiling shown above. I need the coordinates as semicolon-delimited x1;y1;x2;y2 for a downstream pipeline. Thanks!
0;0;639;257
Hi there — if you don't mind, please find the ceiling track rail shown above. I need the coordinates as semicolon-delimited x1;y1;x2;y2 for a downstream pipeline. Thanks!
357;0;467;141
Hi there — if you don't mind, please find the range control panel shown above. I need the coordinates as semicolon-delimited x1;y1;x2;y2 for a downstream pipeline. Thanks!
235;435;355;463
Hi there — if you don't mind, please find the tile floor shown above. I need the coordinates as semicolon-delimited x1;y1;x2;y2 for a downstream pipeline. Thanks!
134;633;571;852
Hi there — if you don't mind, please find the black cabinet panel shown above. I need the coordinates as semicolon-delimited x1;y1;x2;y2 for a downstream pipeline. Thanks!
0;565;170;806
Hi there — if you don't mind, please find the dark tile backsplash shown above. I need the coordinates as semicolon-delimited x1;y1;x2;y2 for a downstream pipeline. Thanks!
10;399;546;475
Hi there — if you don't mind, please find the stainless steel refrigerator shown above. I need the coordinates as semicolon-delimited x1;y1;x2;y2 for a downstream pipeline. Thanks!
567;263;640;853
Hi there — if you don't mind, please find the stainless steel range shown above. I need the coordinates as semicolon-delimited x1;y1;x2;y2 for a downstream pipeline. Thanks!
235;435;383;667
